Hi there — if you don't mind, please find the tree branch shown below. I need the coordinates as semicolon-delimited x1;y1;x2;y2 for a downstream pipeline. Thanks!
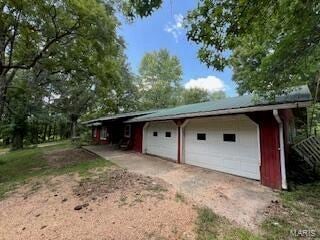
7;12;21;69
2;20;80;71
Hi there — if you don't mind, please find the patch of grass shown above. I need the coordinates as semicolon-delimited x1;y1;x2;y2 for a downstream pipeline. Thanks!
0;147;9;154
0;147;48;184
143;182;167;200
261;181;320;239
118;195;128;207
131;195;144;206
196;207;260;240
144;232;167;240
196;207;222;239
146;183;167;192
0;141;112;199
224;228;260;240
38;140;74;152
175;192;186;203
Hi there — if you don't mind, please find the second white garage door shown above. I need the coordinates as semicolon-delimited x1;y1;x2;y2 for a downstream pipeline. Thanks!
184;115;260;180
145;121;178;161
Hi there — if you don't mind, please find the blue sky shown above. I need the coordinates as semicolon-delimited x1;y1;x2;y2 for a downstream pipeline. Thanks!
118;1;237;96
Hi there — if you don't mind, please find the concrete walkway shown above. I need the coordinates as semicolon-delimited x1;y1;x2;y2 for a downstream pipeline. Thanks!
84;145;278;230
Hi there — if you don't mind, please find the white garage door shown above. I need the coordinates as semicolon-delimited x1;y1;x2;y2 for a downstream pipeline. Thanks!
145;121;178;161
184;115;260;180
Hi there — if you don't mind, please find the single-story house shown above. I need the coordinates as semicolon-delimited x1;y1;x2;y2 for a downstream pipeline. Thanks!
83;85;312;189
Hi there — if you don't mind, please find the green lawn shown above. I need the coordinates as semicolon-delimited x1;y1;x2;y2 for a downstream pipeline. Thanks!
195;207;259;240
0;141;112;198
261;182;320;240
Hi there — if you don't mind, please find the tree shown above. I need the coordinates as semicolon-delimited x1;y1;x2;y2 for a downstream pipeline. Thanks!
210;90;226;101
120;0;163;20
181;88;210;105
0;0;124;148
0;0;168;149
186;0;320;97
79;47;140;123
137;49;183;109
0;0;120;119
0;69;57;149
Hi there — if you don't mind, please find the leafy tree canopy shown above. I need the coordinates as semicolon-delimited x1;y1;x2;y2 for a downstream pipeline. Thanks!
0;0;122;118
181;88;210;105
137;49;183;109
210;90;226;101
120;0;163;20
186;0;320;97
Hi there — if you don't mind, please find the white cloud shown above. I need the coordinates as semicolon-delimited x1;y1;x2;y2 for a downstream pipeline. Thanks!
164;14;184;42
184;76;226;92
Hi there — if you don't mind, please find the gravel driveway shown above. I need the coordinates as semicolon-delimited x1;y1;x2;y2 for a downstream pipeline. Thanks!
84;145;278;230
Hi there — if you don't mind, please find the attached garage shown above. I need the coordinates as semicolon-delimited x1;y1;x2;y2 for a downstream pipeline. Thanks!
144;121;178;161
183;115;261;180
86;85;311;189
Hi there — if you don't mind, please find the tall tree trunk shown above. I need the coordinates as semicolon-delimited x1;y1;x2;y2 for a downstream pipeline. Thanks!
52;123;56;141
48;125;52;141
35;124;39;144
12;129;23;150
70;114;79;139
0;76;8;120
42;124;48;143
32;123;39;144
0;70;17;120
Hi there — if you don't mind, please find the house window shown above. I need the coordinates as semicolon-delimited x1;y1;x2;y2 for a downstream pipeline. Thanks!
223;133;236;142
93;128;97;138
153;131;158;137
197;133;206;140
100;127;108;140
165;132;171;138
124;125;131;138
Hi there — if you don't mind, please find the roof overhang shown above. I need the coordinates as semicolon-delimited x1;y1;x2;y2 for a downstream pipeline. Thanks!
126;101;311;123
81;110;157;126
85;122;102;127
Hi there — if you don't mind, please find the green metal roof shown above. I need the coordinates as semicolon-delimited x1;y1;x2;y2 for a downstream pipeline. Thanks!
127;85;312;123
82;110;156;125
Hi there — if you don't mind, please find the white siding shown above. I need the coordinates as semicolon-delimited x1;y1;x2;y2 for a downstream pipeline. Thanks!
145;121;178;161
184;115;260;180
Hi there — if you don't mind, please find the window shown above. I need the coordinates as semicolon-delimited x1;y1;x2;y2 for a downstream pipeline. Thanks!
153;131;158;137
124;125;131;138
165;132;171;138
223;133;236;142
197;133;206;140
100;127;108;140
93;128;97;138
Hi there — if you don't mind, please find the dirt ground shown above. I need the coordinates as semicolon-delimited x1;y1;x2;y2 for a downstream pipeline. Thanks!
0;169;197;240
44;148;99;168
